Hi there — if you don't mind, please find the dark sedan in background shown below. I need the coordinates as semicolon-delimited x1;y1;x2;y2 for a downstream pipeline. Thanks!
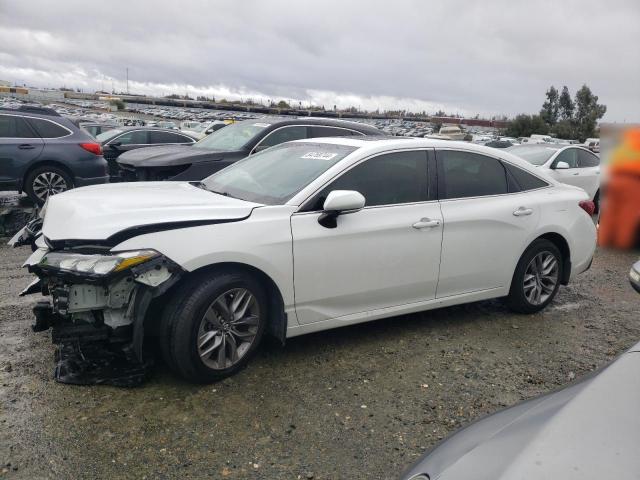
96;126;197;180
116;117;383;181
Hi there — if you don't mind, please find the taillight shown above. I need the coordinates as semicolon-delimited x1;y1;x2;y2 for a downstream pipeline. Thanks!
79;142;103;155
579;200;595;216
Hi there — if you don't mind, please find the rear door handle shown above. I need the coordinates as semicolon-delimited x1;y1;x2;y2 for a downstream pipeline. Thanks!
513;207;533;217
572;172;580;175
412;218;441;229
18;144;35;150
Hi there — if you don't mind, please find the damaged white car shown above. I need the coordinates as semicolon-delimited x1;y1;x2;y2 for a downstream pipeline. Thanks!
13;138;597;385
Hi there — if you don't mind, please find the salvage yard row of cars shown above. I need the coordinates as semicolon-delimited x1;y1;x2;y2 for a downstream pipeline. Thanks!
6;98;638;479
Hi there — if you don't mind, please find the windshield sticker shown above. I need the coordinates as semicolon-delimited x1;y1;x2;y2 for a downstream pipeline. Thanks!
301;152;338;161
252;123;270;128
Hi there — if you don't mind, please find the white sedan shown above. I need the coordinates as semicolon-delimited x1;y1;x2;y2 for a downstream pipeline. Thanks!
21;138;597;384
507;144;601;211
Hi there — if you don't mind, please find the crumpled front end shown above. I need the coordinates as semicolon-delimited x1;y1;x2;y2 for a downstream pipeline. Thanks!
23;244;183;386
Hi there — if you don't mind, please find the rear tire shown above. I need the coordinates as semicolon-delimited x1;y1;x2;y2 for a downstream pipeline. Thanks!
24;165;73;205
159;270;268;383
506;239;563;314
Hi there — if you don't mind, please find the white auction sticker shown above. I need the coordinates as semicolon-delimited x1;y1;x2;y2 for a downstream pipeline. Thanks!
252;123;270;128
301;152;338;160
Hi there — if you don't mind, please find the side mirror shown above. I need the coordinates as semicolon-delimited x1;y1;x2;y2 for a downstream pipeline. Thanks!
554;161;570;170
318;190;365;228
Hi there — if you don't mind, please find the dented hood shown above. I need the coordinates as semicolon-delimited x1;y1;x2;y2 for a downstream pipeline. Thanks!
42;182;261;242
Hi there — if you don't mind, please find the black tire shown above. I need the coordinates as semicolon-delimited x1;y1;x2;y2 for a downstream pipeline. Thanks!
159;270;268;383
593;189;600;215
506;239;563;314
24;165;73;205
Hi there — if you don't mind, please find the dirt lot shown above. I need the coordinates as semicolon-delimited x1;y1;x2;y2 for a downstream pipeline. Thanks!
1;243;639;480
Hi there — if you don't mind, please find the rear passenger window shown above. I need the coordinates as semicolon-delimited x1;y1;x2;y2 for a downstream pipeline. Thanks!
504;162;549;191
27;118;69;138
0;115;38;138
578;149;600;167
149;131;193;144
438;150;508;199
114;130;148;145
309;150;429;209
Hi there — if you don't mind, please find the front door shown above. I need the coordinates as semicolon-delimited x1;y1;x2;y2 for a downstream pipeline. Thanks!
291;149;443;324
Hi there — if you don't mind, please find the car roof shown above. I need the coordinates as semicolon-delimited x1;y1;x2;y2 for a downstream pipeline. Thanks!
237;117;383;134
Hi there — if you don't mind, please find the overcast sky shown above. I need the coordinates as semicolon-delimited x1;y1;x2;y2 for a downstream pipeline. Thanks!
1;0;638;121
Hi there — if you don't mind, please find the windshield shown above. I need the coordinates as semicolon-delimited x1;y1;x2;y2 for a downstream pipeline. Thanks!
202;142;357;205
96;129;123;142
507;146;559;166
193;121;270;151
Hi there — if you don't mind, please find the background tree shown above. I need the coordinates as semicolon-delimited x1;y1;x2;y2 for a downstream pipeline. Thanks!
574;84;607;141
504;114;549;138
276;100;291;109
558;86;574;121
540;86;559;125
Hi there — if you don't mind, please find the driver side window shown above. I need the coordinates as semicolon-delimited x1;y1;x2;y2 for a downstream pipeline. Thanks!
305;150;429;211
256;126;308;152
553;149;579;168
114;130;148;145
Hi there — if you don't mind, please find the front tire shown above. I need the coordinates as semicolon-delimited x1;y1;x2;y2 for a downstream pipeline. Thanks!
506;239;562;314
160;270;267;383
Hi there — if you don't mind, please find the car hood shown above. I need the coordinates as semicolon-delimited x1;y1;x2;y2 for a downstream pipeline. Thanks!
42;182;261;243
402;341;640;480
116;144;241;167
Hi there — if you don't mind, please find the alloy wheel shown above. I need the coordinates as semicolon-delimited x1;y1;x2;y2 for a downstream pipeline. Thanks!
197;288;260;370
32;172;69;202
523;251;559;305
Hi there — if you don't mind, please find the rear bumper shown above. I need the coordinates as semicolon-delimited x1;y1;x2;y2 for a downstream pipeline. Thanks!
75;174;110;187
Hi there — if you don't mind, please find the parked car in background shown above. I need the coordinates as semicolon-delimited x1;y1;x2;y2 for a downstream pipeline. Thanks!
484;139;514;148
0;106;108;204
400;339;640;480
116;117;383;182
181;120;228;139
20;137;596;384
507;144;601;211
68;118;118;138
630;261;640;293
157;121;177;130
96;126;197;180
584;138;600;153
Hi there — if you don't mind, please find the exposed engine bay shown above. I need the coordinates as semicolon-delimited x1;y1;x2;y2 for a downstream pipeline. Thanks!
20;242;183;386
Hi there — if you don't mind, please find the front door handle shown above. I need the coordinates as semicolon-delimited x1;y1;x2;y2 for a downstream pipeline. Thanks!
18;144;35;150
572;172;580;176
513;207;533;217
412;218;441;229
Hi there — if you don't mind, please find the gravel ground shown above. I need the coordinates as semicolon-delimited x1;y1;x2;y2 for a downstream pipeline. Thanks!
1;242;639;479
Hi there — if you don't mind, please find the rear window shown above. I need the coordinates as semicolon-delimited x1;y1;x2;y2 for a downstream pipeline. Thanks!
27;118;70;138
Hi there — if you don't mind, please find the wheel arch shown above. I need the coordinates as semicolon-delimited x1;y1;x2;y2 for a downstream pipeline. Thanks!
148;261;288;345
533;232;572;285
20;160;75;192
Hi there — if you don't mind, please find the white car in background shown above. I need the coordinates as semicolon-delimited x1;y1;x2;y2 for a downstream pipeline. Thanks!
181;120;228;139
19;138;597;384
507;144;601;211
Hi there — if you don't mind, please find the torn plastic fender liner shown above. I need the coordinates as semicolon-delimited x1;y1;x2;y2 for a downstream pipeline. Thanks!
128;263;183;362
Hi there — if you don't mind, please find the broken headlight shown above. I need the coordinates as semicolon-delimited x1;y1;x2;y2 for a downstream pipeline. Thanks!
38;249;160;276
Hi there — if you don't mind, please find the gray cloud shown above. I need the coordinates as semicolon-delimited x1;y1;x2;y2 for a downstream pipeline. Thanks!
0;0;638;120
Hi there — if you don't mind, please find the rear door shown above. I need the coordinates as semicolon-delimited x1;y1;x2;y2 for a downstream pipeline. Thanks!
435;149;544;298
291;149;443;324
0;114;44;187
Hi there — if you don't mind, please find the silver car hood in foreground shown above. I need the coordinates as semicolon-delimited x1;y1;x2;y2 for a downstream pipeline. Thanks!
42;182;261;242
401;341;640;480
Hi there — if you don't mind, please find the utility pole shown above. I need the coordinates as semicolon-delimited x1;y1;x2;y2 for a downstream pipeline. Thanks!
126;67;129;94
